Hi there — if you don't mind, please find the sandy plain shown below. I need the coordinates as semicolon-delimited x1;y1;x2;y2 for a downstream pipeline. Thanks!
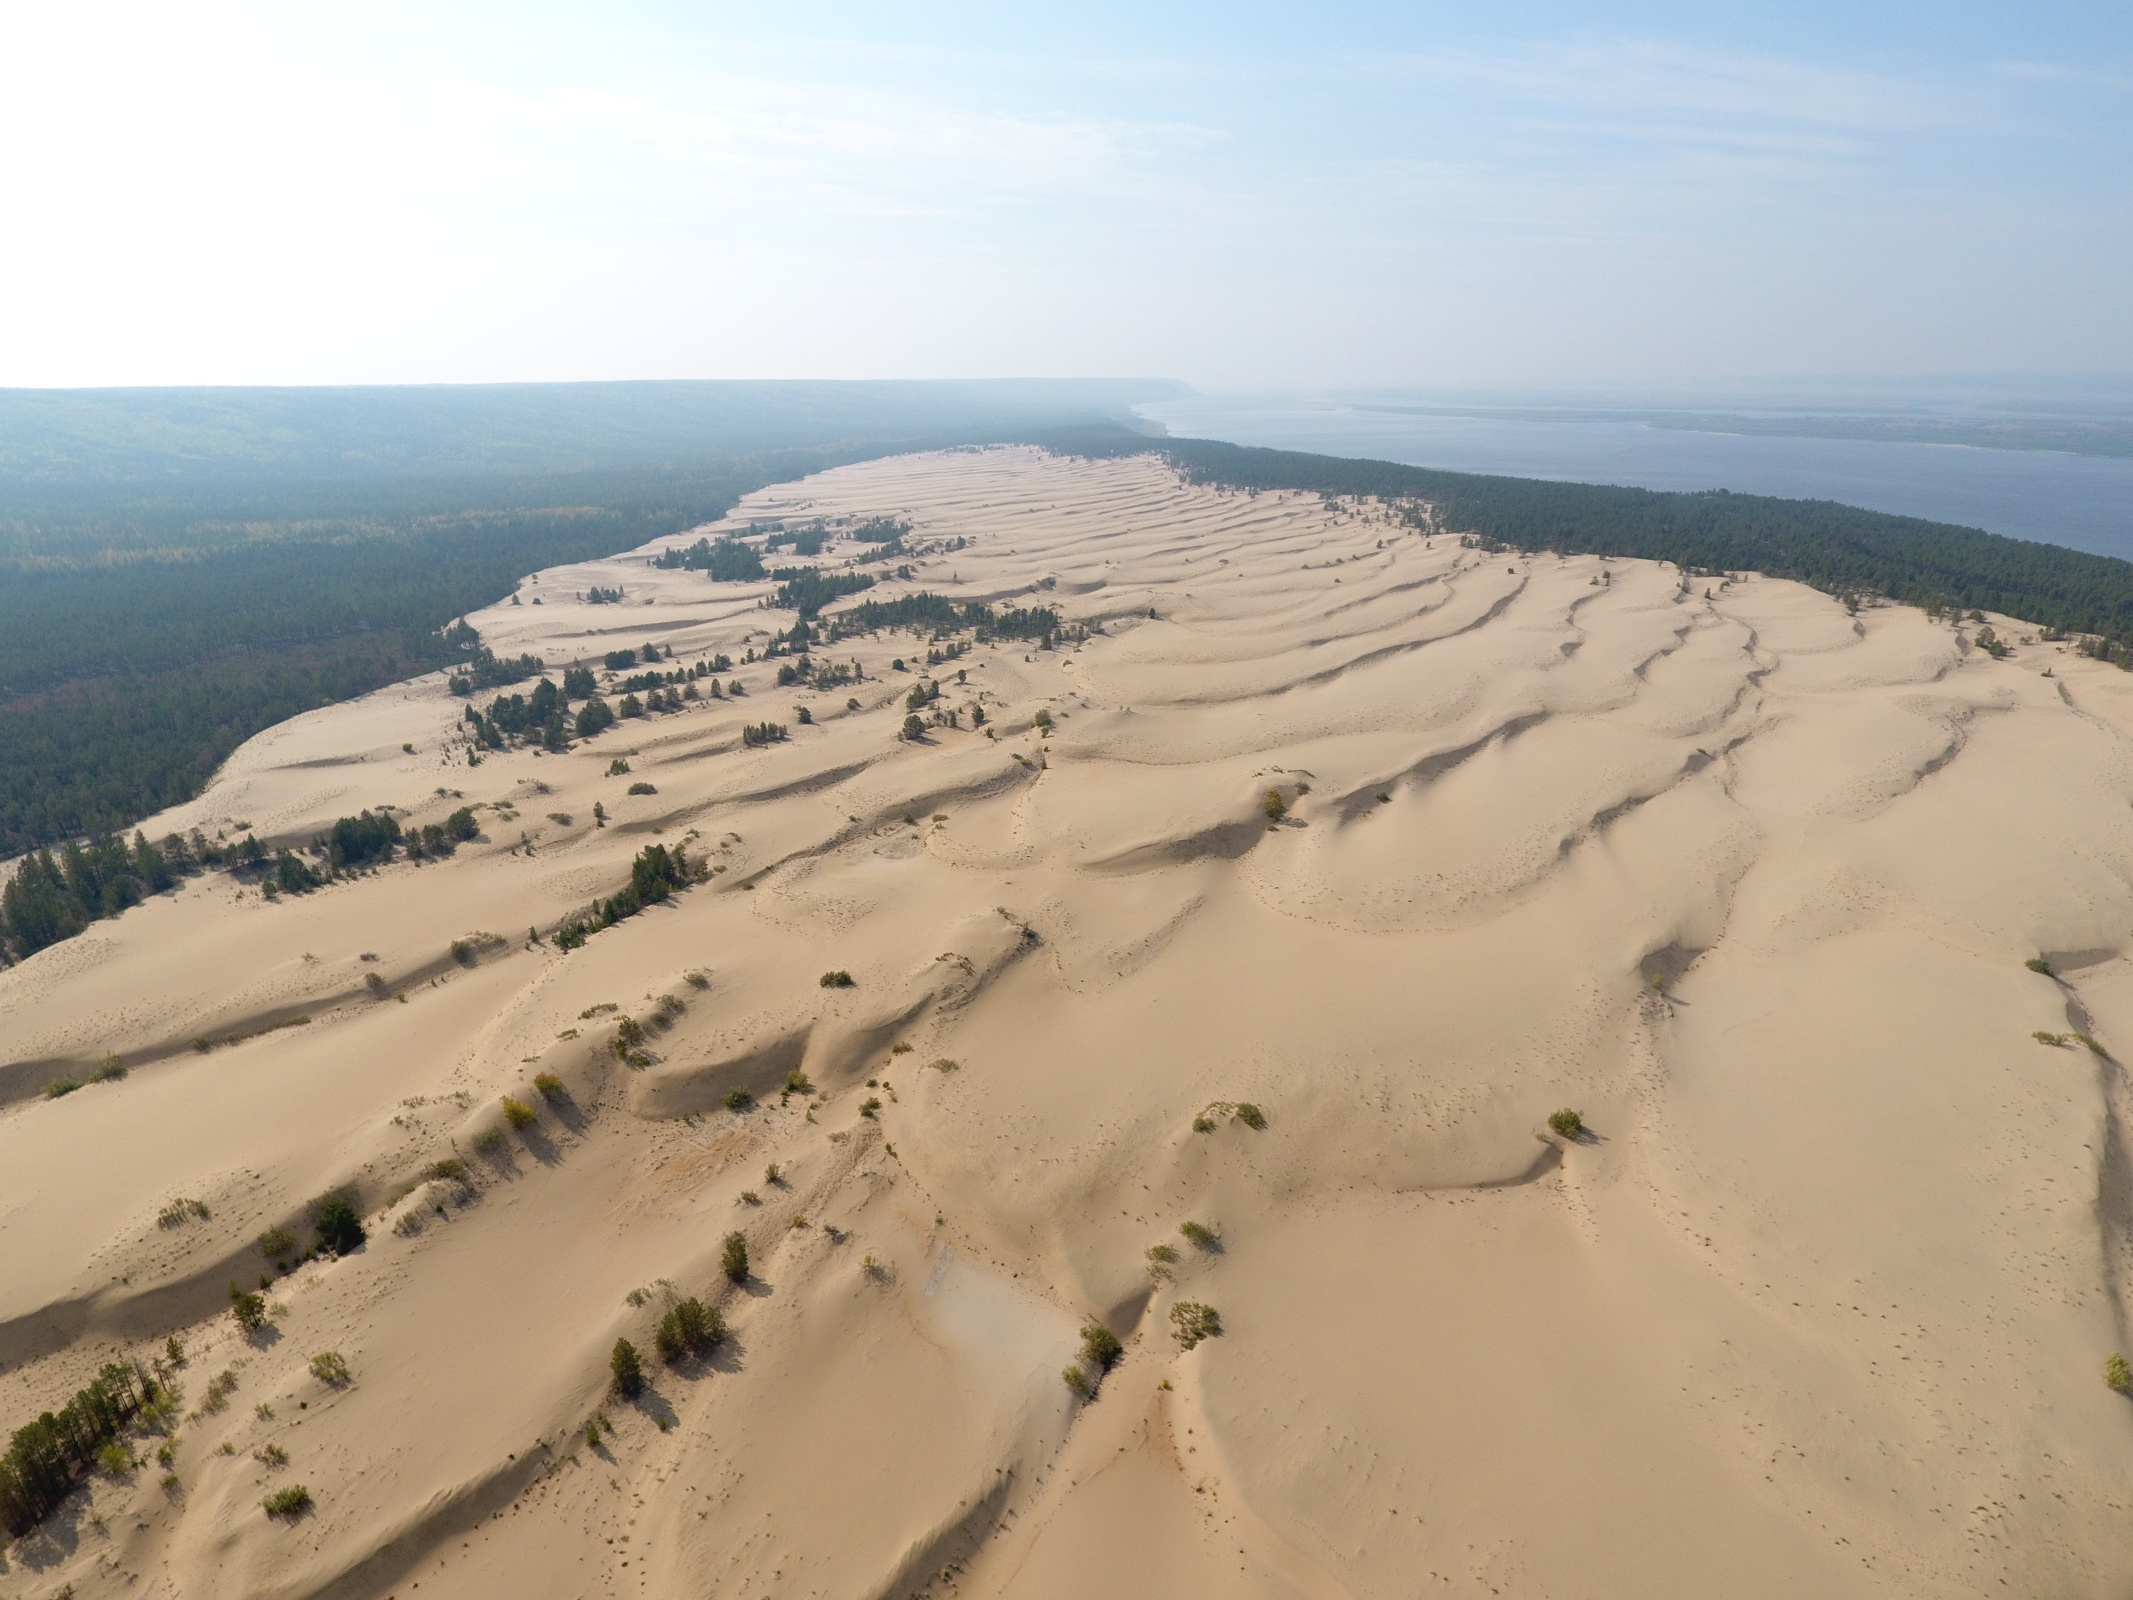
3;444;2133;1599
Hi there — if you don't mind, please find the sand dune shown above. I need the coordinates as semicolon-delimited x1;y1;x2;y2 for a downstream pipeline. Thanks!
4;445;2133;1597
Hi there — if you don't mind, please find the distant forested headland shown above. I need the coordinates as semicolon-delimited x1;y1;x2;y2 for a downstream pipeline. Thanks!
1039;429;2133;645
0;381;1180;860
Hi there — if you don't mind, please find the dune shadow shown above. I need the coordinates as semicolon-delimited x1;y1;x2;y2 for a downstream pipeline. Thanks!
632;1387;679;1431
12;1504;84;1569
542;1092;588;1136
519;1127;564;1168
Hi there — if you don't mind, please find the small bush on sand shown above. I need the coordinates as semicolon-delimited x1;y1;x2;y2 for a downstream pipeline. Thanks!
2109;1353;2133;1395
784;1069;813;1095
365;971;388;996
724;1087;755;1111
2026;956;2055;976
44;1077;81;1099
309;1351;351;1386
610;1338;644;1398
820;970;855;988
722;1231;750;1283
1179;1221;1218;1250
1170;1301;1222;1349
534;1072;564;1100
203;1368;240;1412
230;1282;268;1333
1547;1108;1584;1138
472;1128;506;1154
860;1097;882;1118
2034;1031;2071;1047
656;1297;726;1364
313;1196;367;1256
1263;789;1286;823
1080;1323;1122;1370
263;1485;313;1518
254;1443;289;1469
1147;1242;1179;1270
427;1158;467;1183
1062;1362;1096;1398
627;782;657;795
1234;1102;1267;1130
929;1057;960;1072
92;1053;126;1083
98;1440;135;1476
502;1097;537;1129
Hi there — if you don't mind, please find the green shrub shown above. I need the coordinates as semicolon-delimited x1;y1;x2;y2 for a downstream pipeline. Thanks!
929;1057;959;1072
2026;956;2054;976
2033;1030;2071;1047
1179;1222;1217;1250
97;1440;134;1476
859;1097;882;1118
262;1484;313;1518
627;782;657;795
820;969;855;988
426;1158;467;1183
203;1369;240;1413
2075;1032;2110;1056
1234;1102;1267;1131
258;1225;296;1261
608;758;631;776
2109;1353;2133;1395
724;1087;755;1111
313;1196;366;1255
254;1443;289;1468
722;1231;750;1283
1062;1363;1095;1398
1146;1243;1179;1268
502;1097;537;1129
1263;789;1286;823
1547;1108;1584;1138
1080;1324;1122;1370
534;1072;564;1100
1170;1301;1222;1349
229;1282;268;1333
610;1338;644;1398
656;1297;726;1364
309;1352;351;1386
1191;1112;1216;1133
91;1053;126;1083
784;1069;813;1094
450;938;474;965
44;1077;81;1099
472;1128;505;1154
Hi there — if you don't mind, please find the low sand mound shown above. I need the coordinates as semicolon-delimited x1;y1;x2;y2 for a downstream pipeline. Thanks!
3;446;2132;1597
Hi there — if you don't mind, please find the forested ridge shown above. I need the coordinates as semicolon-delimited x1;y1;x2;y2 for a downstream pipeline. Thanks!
1037;429;2133;642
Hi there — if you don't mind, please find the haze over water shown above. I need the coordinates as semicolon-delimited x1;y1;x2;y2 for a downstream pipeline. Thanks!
1141;394;2133;563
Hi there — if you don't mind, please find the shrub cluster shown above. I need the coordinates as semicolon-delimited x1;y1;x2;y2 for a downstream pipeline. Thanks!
656;1297;727;1364
1170;1302;1223;1350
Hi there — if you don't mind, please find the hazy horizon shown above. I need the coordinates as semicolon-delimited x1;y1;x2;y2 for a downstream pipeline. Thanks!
2;2;2126;392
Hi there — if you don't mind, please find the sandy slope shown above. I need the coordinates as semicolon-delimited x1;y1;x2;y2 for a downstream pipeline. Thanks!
4;445;2133;1599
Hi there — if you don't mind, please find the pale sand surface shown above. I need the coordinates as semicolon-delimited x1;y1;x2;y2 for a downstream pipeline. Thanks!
3;445;2133;1597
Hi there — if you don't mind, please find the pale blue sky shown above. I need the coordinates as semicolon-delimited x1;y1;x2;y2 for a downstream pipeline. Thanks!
1;2;2125;389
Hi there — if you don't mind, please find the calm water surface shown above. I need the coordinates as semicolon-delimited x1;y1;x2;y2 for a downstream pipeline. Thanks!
1136;397;2133;563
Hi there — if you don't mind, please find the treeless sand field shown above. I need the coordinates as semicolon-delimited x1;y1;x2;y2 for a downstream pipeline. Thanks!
4;445;2133;1598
